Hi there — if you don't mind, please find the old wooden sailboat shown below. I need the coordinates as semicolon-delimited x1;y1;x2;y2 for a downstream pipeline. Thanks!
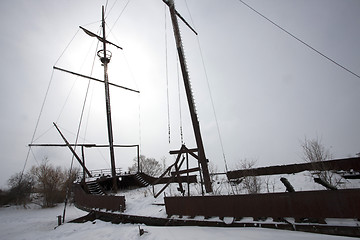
29;0;360;237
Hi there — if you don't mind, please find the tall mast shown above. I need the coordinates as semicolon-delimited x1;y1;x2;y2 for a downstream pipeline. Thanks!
101;6;117;192
166;0;212;193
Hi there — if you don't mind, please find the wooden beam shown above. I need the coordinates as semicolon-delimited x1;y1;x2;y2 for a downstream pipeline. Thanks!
171;167;200;176
169;147;198;155
53;66;140;93
227;157;360;180
29;143;139;148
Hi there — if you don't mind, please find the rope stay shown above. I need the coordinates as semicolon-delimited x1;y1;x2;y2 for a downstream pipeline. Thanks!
56;28;104;124
19;68;56;186
69;38;100;171
237;0;360;80
108;0;132;35
54;29;80;66
82;41;100;145
24;28;82;163
105;0;119;19
63;38;103;223
195;35;229;172
184;0;229;172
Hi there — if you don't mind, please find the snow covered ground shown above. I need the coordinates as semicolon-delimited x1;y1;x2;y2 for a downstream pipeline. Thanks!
1;204;359;240
1;172;359;240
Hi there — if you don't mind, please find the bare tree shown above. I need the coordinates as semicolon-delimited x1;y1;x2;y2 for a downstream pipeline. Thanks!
128;155;163;177
208;162;223;195
264;176;276;193
30;158;66;207
301;137;342;187
301;136;332;163
7;172;34;207
235;159;262;194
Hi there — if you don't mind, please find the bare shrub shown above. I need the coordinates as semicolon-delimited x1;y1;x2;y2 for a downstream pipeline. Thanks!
264;176;276;193
7;172;34;207
235;159;262;194
30;158;66;207
301;137;342;187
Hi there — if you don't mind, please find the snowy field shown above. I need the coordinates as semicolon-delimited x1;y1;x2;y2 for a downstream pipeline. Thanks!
0;203;358;240
1;174;359;240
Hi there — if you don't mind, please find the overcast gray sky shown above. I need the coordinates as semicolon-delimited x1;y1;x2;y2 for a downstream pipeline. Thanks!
1;0;359;188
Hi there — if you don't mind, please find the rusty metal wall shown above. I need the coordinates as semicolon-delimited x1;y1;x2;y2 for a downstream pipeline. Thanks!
165;188;360;219
74;185;125;212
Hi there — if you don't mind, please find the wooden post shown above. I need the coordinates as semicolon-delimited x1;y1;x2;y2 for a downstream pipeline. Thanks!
81;146;85;181
186;152;190;196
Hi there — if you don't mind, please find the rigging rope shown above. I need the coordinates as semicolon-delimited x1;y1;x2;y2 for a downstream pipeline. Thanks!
118;48;142;154
164;5;171;144
137;94;142;159
63;36;100;223
54;29;80;66
184;1;229;172
69;42;99;171
19;69;55;185
105;0;109;13
237;0;360;80
56;28;101;123
109;0;131;35
105;0;119;19
29;148;39;165
197;36;229;172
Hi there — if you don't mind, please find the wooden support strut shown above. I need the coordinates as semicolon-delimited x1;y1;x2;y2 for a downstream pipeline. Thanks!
53;122;92;177
153;145;188;198
171;167;200;176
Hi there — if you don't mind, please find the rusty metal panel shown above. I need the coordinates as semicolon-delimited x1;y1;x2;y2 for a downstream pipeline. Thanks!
165;188;360;219
74;185;125;212
227;157;360;179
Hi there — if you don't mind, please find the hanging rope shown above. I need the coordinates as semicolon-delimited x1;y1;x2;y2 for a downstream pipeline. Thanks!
176;58;184;144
